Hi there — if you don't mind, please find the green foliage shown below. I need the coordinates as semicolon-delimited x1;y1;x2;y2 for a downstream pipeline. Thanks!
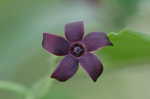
0;56;57;99
0;0;149;99
99;30;150;66
1;30;150;99
0;81;29;96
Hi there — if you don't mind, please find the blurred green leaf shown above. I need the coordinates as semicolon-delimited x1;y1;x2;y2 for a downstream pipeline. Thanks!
99;30;150;67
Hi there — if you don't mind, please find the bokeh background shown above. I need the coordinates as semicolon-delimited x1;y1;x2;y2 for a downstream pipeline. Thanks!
0;0;150;99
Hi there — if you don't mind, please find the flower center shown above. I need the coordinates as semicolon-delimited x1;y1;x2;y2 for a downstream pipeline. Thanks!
70;43;85;57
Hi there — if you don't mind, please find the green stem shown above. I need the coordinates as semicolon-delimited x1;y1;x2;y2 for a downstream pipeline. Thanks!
0;81;29;96
25;55;58;99
0;55;58;99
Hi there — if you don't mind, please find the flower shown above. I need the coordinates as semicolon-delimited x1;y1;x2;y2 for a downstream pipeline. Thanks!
42;21;113;82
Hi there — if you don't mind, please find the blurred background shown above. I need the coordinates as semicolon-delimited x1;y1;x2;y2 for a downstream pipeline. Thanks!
0;0;150;99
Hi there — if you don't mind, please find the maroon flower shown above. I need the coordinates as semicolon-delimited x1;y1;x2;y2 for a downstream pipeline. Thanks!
42;21;112;82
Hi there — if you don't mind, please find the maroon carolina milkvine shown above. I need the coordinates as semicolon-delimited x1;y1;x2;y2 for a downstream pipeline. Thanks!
42;21;113;82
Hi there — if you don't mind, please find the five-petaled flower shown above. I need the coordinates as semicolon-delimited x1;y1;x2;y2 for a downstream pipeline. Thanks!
42;21;113;82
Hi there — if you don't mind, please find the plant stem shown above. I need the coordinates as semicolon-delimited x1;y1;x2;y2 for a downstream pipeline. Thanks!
0;81;29;96
25;55;58;99
0;55;58;99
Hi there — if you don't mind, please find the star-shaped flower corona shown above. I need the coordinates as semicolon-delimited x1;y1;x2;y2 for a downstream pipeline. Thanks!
42;21;113;82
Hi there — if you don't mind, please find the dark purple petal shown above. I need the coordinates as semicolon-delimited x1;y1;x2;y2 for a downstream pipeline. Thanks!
51;55;79;81
65;21;84;42
42;33;70;56
79;53;103;82
83;32;113;51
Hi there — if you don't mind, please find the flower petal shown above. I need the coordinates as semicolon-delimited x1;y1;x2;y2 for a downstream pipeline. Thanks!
65;21;84;42
83;32;113;51
42;33;70;56
51;55;79;81
79;53;103;81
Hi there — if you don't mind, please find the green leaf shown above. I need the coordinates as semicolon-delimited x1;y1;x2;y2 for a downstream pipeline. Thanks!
99;30;150;67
